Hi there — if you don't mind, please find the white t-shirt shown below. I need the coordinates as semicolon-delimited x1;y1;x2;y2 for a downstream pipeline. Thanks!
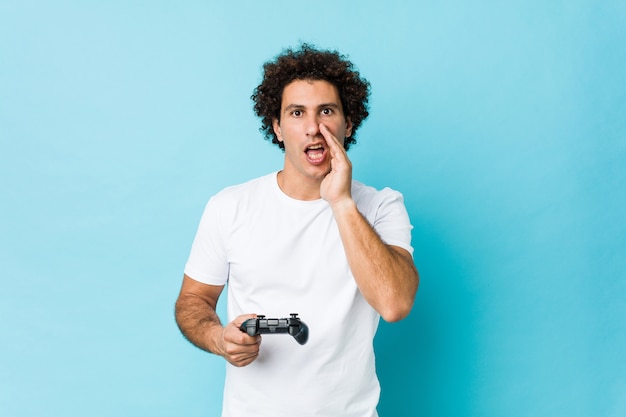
184;172;413;417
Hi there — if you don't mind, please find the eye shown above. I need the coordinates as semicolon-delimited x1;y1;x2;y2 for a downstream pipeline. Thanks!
321;108;333;116
292;110;302;117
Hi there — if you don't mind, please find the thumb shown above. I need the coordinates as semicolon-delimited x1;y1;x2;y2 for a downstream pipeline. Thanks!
233;313;258;328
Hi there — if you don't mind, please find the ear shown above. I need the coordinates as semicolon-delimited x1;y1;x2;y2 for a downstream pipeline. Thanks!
272;118;283;142
345;117;353;138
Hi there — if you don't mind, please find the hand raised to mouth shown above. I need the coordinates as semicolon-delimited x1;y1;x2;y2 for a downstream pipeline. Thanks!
319;123;353;209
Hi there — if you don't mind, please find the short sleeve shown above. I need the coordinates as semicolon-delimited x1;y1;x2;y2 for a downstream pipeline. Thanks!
363;187;414;257
183;196;230;285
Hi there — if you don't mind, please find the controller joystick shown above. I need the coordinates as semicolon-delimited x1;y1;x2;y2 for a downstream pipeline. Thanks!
240;314;309;345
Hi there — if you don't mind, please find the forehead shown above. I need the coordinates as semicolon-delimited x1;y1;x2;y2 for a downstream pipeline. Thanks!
280;79;342;109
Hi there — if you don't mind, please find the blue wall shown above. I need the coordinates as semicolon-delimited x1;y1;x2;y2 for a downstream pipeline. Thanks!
1;1;624;416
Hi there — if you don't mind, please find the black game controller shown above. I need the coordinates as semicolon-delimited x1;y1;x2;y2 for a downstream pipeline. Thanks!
240;314;309;345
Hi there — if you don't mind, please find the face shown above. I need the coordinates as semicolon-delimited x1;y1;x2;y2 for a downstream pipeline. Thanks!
273;79;353;185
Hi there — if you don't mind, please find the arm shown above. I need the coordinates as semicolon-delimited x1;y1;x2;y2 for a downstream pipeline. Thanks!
320;124;419;322
175;274;261;366
331;202;418;322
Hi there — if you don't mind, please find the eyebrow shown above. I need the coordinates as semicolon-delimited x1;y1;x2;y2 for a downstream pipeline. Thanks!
283;103;342;113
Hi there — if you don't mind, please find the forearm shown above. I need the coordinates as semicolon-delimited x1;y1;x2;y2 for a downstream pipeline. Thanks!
332;199;419;322
175;294;224;354
175;276;261;366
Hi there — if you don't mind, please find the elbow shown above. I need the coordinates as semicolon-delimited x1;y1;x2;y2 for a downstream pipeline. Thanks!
379;300;414;322
379;271;419;323
378;286;417;322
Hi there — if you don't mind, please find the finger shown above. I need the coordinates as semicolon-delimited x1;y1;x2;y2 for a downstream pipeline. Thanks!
226;346;259;366
233;313;258;327
223;336;261;360
320;125;352;167
319;124;343;152
230;351;259;367
230;314;259;339
226;341;261;357
227;326;261;346
238;334;262;346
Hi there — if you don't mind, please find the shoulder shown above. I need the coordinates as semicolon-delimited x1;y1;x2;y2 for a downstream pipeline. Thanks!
351;180;413;253
211;172;277;204
352;180;405;208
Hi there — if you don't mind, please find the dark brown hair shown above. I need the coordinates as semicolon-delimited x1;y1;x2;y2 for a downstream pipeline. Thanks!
252;44;370;151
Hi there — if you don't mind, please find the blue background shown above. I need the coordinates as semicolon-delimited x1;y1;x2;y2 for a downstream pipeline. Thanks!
1;1;624;416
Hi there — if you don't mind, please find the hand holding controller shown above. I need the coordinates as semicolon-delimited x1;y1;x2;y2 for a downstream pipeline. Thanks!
240;314;309;345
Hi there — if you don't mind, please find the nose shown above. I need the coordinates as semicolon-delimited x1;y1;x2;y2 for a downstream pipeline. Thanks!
305;114;321;137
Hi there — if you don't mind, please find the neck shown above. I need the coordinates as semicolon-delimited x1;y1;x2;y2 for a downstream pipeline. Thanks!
276;170;322;201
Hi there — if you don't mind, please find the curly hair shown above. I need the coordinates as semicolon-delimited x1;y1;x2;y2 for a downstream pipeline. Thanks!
251;44;370;151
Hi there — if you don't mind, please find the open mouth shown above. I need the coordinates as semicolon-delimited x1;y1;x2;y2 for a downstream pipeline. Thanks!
305;143;326;163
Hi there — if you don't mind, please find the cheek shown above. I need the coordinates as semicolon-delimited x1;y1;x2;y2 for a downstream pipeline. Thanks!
331;123;348;141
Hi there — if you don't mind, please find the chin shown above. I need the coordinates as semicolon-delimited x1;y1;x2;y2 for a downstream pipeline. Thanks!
309;164;331;177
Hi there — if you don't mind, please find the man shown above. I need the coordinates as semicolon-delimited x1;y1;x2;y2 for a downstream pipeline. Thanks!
175;44;419;417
